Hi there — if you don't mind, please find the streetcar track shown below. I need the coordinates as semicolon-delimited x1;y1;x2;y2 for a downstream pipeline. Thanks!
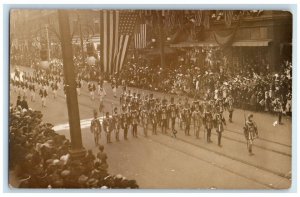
157;132;290;180
138;134;275;189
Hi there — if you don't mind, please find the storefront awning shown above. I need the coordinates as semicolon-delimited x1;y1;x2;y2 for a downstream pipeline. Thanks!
170;40;272;48
170;42;219;48
232;40;272;47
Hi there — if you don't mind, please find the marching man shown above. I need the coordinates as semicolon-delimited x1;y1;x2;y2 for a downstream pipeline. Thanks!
215;113;226;147
192;105;203;139
112;107;121;142
103;112;113;143
225;94;234;122
98;86;106;113
88;81;96;100
169;97;177;137
90;110;101;146
244;114;258;155
111;78;118;98
39;87;48;108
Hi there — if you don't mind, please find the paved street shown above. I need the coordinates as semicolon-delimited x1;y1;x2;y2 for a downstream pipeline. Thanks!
9;67;292;189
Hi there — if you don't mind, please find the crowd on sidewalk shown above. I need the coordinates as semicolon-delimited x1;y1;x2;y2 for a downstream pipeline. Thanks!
9;102;139;188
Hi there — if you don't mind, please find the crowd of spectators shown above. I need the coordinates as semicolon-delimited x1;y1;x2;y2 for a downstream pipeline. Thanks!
10;104;139;188
119;49;292;116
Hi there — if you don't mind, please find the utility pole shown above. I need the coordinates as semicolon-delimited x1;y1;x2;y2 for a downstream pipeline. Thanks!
57;10;86;159
45;24;51;60
77;15;85;64
157;10;166;69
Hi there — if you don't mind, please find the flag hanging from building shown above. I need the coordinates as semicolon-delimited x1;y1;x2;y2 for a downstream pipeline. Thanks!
134;23;147;49
100;10;138;74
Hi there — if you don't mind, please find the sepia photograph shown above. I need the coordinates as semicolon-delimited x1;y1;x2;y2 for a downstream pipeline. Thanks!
8;8;292;190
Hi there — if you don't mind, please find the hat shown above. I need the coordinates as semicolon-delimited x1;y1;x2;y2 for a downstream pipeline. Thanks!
78;175;89;184
61;170;71;177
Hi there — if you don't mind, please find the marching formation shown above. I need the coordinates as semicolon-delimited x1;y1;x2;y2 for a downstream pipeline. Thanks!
90;88;259;155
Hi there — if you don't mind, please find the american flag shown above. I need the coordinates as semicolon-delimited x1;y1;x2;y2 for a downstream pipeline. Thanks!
134;23;147;49
100;10;138;74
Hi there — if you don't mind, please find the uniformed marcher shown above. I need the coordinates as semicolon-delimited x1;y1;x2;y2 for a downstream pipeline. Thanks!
274;97;283;125
141;107;149;137
39;88;48;107
225;95;234;122
215;113;226;147
182;102;192;136
244;114;258;155
169;97;177;137
192;105;203;139
103;112;113;143
111;78;118;98
88;82;96;100
121;105;130;140
131;109;139;138
112;107;121;142
204;103;214;143
150;107;158;135
90;110;101;146
161;100;168;134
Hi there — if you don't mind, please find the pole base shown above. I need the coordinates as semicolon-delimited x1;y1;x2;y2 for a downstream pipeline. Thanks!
69;148;86;160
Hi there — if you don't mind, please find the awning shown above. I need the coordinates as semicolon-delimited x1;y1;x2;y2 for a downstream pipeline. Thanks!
232;40;272;47
170;40;272;48
170;42;219;48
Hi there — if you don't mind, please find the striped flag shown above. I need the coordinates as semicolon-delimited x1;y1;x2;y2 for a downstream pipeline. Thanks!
134;23;147;49
100;10;138;74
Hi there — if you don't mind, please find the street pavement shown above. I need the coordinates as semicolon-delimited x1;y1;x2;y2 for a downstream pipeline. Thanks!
9;66;292;189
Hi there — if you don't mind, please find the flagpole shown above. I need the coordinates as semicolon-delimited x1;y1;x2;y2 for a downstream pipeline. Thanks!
157;11;166;70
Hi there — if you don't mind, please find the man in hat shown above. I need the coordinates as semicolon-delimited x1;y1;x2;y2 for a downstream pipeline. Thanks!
16;95;22;108
121;105;130;140
111;78;118;98
90;110;101;146
76;79;82;96
273;97;284;125
51;81;59;99
215;113;226;147
161;99;168;134
177;98;184;129
192;105;202;139
39;87;48;107
182;102;192;136
131;109;139;138
20;96;29;110
88;81;96;100
150;107;158;135
244;114;258;155
103;112;113;143
204;103;214;143
168;97;177;137
225;94;234;123
112;107;121;141
141;106;149;137
98;86;106;113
